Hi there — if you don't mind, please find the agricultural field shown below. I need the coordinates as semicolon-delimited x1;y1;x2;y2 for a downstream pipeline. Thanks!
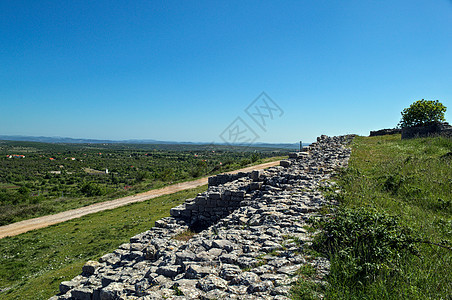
0;140;288;225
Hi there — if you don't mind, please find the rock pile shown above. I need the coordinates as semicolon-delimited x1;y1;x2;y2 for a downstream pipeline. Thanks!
51;135;353;300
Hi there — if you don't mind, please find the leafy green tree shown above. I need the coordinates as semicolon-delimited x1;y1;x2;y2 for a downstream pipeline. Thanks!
399;99;447;128
135;171;149;183
18;186;30;196
80;182;105;197
250;153;260;163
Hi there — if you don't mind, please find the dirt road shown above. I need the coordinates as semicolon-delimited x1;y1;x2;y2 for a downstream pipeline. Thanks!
0;160;281;239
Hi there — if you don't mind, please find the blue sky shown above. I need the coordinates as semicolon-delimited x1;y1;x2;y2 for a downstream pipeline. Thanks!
1;0;451;143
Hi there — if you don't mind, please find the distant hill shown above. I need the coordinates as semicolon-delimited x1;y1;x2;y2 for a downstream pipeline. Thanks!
0;135;121;144
0;135;305;150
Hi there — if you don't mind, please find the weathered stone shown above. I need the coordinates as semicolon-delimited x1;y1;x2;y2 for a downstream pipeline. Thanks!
277;264;302;276
250;264;274;275
185;264;212;279
280;160;291;168
100;282;124;300
99;253;120;266
260;273;288;284
262;240;282;252
134;280;151;296
150;274;171;286
211;239;234;252
71;287;92;300
101;274;120;287
231;271;260;286
271;285;291;296
196;274;228;292
173;279;202;298
170;205;184;217
247;280;274;293
195;251;215;262
219;264;242;280
203;289;229;299
143;244;157;261
59;280;79;294
209;192;221;200
250;181;263;190
82;260;101;276
250;170;262;181
219;253;239;265
157;265;182;279
267;257;289;268
175;250;196;266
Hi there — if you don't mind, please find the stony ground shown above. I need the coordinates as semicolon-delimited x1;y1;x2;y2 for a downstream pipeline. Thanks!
51;135;352;300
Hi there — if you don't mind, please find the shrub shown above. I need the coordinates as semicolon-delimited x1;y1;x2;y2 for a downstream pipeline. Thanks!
310;207;418;282
399;99;446;128
80;182;106;197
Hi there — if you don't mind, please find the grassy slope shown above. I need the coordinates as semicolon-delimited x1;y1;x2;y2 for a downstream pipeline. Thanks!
298;135;451;299
0;185;207;300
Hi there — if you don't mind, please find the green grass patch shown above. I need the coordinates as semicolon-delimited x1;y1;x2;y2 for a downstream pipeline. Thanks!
172;229;196;242
291;264;325;300
291;134;451;299
0;185;207;300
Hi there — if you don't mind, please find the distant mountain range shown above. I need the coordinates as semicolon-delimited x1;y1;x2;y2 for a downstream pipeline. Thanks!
0;135;304;150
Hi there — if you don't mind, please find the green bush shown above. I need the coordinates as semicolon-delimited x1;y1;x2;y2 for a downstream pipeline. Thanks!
311;207;419;282
79;182;106;197
399;99;446;128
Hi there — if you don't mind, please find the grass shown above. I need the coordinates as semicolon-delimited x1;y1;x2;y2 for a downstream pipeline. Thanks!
172;229;196;241
291;264;325;300
291;134;451;299
0;185;207;300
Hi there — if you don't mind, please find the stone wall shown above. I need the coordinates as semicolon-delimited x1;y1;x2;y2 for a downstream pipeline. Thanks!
51;135;354;300
401;122;452;139
369;128;401;136
207;172;249;187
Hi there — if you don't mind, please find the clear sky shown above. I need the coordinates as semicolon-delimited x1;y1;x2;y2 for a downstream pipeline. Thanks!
1;0;451;143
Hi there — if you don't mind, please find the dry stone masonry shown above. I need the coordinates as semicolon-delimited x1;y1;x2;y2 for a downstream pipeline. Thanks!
51;135;353;300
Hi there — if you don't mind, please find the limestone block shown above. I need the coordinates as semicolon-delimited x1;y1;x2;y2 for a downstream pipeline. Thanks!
250;182;263;190
82;260;101;275
170;205;185;217
71;287;92;300
206;199;216;208
250;170;262;181
209;192;221;200
59;280;79;294
280;160;291;168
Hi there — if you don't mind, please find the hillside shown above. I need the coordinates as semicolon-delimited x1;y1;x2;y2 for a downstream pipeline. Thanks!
302;134;451;299
0;134;450;299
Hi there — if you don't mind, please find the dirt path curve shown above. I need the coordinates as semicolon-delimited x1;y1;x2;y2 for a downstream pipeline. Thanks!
0;160;281;239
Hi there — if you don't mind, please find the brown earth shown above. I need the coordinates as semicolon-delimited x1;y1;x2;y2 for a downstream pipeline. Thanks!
0;161;281;239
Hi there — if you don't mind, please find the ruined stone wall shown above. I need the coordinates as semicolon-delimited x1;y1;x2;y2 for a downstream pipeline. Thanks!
401;122;452;139
369;128;401;136
51;135;353;300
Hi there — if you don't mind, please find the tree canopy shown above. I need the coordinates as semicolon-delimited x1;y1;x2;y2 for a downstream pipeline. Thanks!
399;99;447;128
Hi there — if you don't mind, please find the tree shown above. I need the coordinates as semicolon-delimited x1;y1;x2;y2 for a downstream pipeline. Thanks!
80;182;105;197
399;99;447;128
